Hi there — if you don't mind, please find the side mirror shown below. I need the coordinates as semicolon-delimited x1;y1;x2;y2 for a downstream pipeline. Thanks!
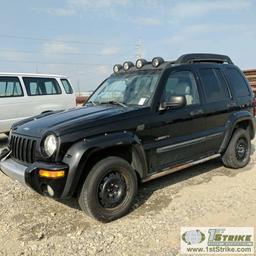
160;95;186;110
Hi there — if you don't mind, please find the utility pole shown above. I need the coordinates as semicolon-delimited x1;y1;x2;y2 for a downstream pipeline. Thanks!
135;39;144;59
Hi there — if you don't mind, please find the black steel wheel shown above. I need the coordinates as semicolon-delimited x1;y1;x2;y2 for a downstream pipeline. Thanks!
98;171;127;209
235;138;249;162
78;156;138;222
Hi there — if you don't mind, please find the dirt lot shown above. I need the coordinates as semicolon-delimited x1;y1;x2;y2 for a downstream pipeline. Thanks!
0;134;256;256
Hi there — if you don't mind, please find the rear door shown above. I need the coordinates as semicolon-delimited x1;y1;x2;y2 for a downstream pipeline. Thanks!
196;65;233;154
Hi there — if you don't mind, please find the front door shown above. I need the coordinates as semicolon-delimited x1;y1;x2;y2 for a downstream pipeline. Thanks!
145;67;206;172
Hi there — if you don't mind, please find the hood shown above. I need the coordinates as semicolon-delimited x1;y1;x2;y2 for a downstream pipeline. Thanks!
13;105;142;138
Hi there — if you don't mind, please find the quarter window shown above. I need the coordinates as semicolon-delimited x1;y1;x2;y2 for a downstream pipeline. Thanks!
224;68;250;97
61;79;73;94
163;71;200;105
0;77;23;97
23;77;62;96
199;68;229;102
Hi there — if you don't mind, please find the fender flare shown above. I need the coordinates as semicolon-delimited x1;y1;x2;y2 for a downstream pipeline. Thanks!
219;111;255;154
61;131;148;198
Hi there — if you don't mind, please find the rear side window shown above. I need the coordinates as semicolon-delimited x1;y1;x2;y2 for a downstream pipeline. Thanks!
23;77;62;96
224;68;250;97
199;68;229;102
61;79;73;94
0;77;23;97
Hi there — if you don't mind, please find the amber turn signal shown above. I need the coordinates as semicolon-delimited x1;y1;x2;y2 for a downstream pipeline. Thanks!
39;169;65;179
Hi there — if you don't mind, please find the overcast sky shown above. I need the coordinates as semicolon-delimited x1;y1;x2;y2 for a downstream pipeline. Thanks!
0;0;255;92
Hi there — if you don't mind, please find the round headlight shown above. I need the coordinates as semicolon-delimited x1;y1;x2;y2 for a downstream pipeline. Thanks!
8;129;12;139
44;134;57;157
152;57;164;67
136;59;148;69
123;61;134;71
113;64;122;73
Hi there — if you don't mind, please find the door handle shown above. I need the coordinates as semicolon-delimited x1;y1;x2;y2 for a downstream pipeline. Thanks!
227;102;236;108
190;109;204;117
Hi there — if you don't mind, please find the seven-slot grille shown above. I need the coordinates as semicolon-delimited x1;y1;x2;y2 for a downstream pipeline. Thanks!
9;135;36;163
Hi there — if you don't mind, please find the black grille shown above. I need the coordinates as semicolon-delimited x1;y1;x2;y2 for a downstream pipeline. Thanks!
10;135;36;163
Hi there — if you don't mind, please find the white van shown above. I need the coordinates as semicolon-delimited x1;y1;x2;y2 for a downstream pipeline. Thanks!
0;73;76;134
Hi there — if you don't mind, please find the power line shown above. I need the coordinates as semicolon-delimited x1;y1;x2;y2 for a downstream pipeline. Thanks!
0;59;112;66
0;48;128;57
0;34;134;46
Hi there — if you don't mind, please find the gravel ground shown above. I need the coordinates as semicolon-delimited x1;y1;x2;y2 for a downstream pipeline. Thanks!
0;134;256;256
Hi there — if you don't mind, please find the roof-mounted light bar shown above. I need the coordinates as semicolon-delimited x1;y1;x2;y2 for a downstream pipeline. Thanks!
113;57;165;73
123;61;134;71
152;57;165;67
136;59;148;69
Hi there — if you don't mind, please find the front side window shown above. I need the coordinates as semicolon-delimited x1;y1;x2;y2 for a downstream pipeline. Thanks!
23;77;62;96
0;77;23;97
61;79;73;94
89;71;160;107
162;71;200;105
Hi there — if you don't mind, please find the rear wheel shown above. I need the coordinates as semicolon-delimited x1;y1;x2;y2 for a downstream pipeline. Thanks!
78;156;138;222
222;128;251;169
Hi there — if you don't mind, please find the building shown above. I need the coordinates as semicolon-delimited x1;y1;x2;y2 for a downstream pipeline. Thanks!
244;69;256;95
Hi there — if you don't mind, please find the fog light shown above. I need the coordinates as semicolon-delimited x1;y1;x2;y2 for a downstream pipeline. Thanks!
47;185;55;197
39;169;65;179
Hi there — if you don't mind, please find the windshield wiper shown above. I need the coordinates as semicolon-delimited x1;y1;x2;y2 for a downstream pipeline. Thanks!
100;101;127;108
85;101;96;106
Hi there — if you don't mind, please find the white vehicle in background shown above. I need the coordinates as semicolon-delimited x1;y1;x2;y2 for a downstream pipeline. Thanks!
0;73;76;134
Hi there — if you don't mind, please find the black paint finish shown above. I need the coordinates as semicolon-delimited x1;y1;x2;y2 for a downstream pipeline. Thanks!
2;53;255;199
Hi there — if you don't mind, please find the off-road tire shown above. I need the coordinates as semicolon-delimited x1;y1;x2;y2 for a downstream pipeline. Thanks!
222;128;251;169
78;156;138;222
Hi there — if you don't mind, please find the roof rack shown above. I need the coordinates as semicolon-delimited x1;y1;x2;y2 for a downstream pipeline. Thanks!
176;53;233;65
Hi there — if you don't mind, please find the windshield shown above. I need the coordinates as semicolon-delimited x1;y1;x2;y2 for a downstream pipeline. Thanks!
88;71;160;107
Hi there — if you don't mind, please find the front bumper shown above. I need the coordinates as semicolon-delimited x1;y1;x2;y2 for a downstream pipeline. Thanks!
0;152;69;198
0;157;27;185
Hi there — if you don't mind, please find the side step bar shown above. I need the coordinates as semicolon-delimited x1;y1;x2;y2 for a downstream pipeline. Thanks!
142;154;221;182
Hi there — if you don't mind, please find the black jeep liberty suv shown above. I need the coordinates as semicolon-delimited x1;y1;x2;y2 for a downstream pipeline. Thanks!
0;53;255;222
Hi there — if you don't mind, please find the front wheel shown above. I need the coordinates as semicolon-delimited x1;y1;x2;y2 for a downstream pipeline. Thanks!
221;128;251;169
78;156;138;222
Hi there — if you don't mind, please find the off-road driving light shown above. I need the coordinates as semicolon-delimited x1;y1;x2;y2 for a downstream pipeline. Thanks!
113;64;122;73
43;134;57;157
136;59;148;69
123;61;134;71
39;169;65;179
152;57;164;67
